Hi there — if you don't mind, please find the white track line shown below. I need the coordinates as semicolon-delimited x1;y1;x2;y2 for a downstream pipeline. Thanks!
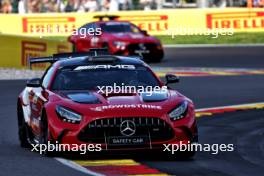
55;157;104;176
196;102;264;112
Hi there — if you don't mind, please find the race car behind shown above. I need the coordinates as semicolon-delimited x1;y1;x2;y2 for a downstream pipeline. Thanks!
69;15;164;62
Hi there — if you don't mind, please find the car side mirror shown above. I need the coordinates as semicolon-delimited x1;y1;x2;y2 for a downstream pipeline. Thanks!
165;74;179;85
26;78;41;87
141;30;148;36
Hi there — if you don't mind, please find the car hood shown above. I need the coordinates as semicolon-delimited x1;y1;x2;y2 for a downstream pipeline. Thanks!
104;33;159;43
53;90;187;118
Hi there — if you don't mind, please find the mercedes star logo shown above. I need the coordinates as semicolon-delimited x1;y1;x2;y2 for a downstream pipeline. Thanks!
120;120;136;136
139;43;146;50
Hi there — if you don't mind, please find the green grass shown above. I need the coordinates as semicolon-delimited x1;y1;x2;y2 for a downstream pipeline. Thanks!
43;33;264;45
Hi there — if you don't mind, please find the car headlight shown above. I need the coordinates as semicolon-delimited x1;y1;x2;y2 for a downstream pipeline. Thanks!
113;41;126;49
56;105;82;124
168;101;188;121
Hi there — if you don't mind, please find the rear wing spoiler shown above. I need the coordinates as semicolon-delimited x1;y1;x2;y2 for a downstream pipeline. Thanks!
28;49;110;69
53;49;109;58
28;56;55;69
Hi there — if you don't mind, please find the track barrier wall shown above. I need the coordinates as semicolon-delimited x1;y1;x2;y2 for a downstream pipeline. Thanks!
0;34;71;68
0;8;264;36
0;8;264;68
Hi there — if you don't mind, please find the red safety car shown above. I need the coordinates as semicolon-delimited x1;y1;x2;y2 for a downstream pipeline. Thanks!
17;50;197;158
69;15;164;62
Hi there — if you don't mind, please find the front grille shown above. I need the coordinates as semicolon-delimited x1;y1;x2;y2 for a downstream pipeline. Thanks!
78;117;175;144
126;43;163;61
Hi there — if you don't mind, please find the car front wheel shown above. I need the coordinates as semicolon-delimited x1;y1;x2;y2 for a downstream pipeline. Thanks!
17;102;31;148
40;111;54;156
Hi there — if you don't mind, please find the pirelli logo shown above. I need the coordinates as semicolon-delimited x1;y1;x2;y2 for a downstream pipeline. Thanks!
206;11;264;29
21;41;71;68
117;15;168;32
57;44;70;53
21;41;47;68
21;41;47;67
22;16;76;34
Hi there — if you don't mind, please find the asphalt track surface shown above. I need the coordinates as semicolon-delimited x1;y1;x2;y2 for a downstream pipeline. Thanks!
0;47;264;176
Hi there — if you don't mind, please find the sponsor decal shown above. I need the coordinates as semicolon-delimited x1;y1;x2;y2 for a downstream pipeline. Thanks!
22;16;76;34
117;15;168;32
21;41;47;68
108;137;147;145
74;65;136;70
92;104;162;111
206;11;264;30
108;119;148;146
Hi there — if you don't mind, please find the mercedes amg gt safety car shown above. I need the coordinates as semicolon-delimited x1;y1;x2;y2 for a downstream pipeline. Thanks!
69;15;164;62
17;49;198;157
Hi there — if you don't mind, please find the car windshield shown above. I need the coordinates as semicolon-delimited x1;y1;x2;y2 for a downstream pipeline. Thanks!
52;66;159;90
100;23;141;33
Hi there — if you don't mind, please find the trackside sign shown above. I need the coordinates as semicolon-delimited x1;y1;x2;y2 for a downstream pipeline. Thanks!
0;8;263;36
206;11;264;31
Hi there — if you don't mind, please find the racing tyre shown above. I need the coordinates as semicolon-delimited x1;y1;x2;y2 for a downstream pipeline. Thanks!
40;111;54;157
152;51;164;63
152;57;163;63
17;102;31;148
